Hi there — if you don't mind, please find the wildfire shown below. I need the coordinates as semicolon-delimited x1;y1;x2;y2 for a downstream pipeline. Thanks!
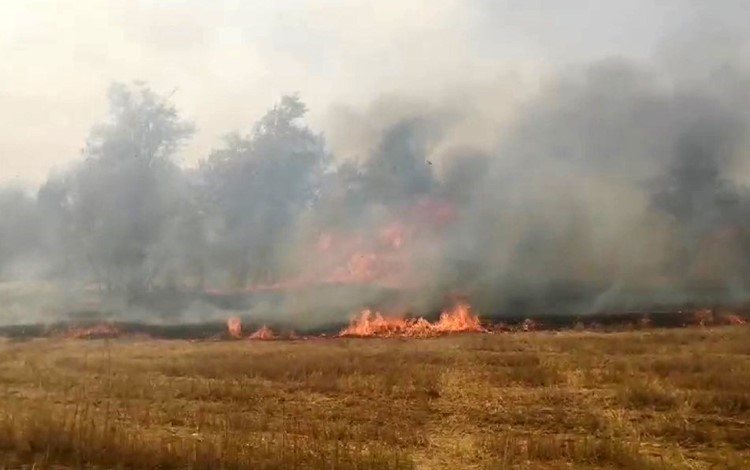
5;302;747;344
433;302;484;333
719;313;747;326
226;316;243;339
221;305;746;344
249;325;275;340
225;316;276;340
693;309;714;327
64;323;120;339
379;223;407;249
338;310;409;337
339;302;485;338
208;201;453;294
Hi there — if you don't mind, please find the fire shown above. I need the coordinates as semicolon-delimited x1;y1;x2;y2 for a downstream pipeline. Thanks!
339;302;485;338
719;313;747;326
208;199;458;294
338;310;410;337
379;223;407;249
319;223;413;287
226;317;275;340
65;323;120;339
226;316;243;339
433;302;484;333
693;309;715;327
249;325;275;340
342;252;379;282
222;306;745;344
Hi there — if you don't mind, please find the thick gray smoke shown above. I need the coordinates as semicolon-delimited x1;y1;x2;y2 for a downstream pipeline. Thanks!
2;25;750;325
437;60;750;315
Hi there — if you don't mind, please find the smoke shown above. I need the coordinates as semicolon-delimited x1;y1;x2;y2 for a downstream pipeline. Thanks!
424;58;750;314
316;47;750;316
2;13;750;325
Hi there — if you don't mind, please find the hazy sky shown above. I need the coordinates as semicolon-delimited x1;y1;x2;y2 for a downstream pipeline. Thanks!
0;0;731;186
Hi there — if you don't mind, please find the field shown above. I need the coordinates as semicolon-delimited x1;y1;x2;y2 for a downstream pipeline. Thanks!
0;326;748;469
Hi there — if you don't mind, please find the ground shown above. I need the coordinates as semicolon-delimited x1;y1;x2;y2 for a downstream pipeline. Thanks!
0;327;748;469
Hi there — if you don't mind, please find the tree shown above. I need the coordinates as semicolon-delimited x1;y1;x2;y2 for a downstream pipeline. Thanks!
37;171;77;277
62;82;194;293
202;95;328;286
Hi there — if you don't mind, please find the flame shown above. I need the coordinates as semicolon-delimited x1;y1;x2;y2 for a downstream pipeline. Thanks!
693;309;715;327
719;313;747;326
65;323;120;339
338;310;409;337
226;317;276;340
249;325;275;340
339;302;485;338
379;223;407;249
206;200;460;294
343;252;379;282
226;316;243;339
433;302;484;333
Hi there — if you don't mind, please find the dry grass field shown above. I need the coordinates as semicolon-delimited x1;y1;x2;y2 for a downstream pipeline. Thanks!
0;326;748;469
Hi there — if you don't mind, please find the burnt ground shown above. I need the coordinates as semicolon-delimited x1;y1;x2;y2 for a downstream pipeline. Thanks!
0;305;747;340
1;282;749;340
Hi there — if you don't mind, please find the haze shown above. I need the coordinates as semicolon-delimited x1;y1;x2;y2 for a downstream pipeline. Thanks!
2;1;750;326
0;0;719;186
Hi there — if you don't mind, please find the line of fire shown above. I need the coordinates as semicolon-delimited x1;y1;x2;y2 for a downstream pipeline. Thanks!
2;194;748;341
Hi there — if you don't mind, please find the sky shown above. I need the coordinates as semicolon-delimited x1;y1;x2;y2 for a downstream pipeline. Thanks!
0;0;737;187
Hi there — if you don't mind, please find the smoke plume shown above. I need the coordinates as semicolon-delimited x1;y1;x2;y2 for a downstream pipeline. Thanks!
2;14;750;326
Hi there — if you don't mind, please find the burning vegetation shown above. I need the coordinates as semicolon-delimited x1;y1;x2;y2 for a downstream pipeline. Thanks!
223;317;275;341
226;316;242;339
339;302;485;338
4;27;750;335
3;4;750;469
63;323;120;340
212;303;748;341
223;302;485;340
0;304;747;342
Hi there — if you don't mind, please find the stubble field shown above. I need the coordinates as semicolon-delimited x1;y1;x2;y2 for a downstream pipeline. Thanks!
0;326;748;469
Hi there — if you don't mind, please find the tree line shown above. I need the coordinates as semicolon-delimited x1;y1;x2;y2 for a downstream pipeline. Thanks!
0;82;445;295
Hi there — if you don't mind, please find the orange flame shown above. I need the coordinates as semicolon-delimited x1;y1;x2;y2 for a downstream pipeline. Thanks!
433;302;484;333
693;309;715;327
226;316;243;339
719;313;747;326
249;325;275;340
339;302;485;338
338;310;409;337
